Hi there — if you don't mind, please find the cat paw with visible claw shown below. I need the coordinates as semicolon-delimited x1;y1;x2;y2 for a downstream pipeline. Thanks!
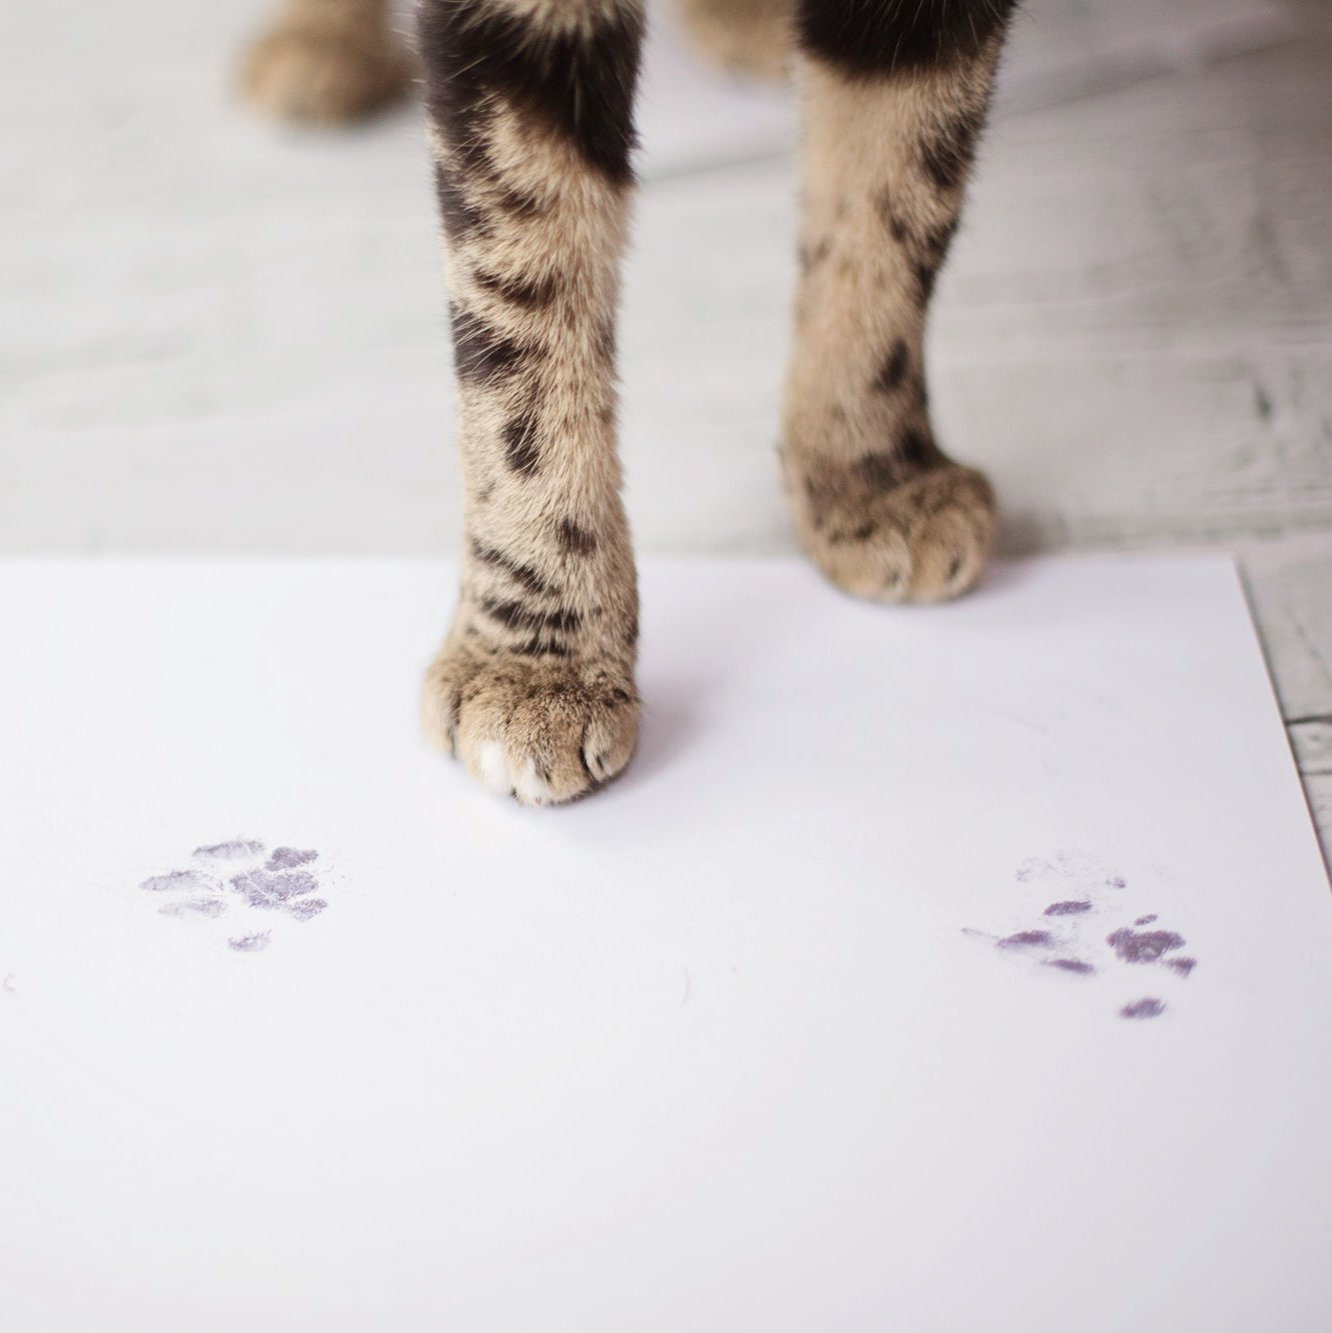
423;647;639;806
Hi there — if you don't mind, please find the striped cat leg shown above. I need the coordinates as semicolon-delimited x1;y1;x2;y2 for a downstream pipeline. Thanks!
783;0;1016;601
242;0;411;126
418;0;645;805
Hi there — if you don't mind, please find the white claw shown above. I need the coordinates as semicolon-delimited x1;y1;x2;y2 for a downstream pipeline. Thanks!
475;740;513;795
512;759;553;807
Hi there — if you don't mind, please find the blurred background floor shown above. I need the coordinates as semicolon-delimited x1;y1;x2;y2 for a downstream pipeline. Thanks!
1;0;1329;855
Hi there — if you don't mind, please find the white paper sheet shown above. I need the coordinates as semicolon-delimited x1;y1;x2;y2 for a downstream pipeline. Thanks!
1;556;1329;1332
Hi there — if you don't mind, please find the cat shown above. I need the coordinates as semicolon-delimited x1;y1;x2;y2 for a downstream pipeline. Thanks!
242;0;1017;804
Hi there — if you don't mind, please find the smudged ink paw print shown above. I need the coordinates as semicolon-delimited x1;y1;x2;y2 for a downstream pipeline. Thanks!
266;847;317;870
967;855;1200;1022
228;932;272;953
230;867;326;917
158;898;228;919
194;840;265;862
137;839;328;951
141;869;219;893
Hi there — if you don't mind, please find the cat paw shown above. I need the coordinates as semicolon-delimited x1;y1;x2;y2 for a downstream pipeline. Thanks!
422;647;640;806
786;452;995;603
239;20;411;126
676;0;793;81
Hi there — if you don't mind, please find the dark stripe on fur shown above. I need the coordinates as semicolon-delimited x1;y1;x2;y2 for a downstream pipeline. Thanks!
856;451;903;490
798;236;832;273
433;162;487;241
918;105;985;192
471;539;555;597
511;635;572;658
418;0;644;185
898;425;935;467
449;304;526;385
875;208;960;308
797;0;1017;78
825;520;877;547
923;217;960;260
503;407;542;476
432;101;550;230
474;267;560;309
479;597;582;635
879;196;909;245
875;339;909;393
916;262;938;305
874;195;960;271
855;428;938;489
877;197;959;263
557;518;598;555
496;184;546;221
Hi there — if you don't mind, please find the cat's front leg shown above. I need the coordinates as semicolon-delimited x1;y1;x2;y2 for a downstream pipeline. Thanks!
418;0;645;805
783;0;1016;601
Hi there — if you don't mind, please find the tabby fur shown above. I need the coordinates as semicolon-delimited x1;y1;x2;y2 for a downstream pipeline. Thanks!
241;0;1018;803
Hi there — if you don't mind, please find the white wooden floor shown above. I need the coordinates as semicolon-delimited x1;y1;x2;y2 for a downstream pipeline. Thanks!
1;0;1329;858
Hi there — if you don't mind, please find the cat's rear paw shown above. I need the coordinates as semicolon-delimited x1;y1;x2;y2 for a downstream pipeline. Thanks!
787;452;995;603
676;0;793;81
239;19;411;126
422;648;640;806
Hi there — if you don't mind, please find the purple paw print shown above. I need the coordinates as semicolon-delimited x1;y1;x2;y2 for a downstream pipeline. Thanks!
137;839;329;952
967;855;1199;1022
229;867;326;917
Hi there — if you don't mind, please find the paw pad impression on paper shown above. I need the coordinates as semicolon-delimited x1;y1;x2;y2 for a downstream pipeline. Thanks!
136;839;328;953
965;852;1199;1022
